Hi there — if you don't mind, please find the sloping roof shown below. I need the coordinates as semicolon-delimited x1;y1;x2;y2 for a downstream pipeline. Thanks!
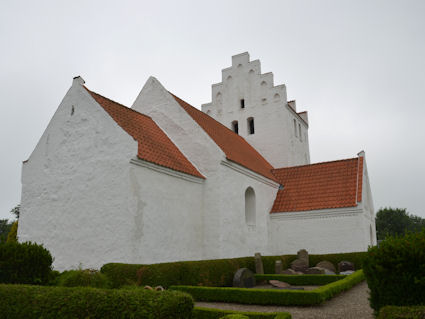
171;93;277;181
271;157;363;213
85;88;204;179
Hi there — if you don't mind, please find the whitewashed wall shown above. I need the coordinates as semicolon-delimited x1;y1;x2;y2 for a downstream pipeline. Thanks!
201;52;310;168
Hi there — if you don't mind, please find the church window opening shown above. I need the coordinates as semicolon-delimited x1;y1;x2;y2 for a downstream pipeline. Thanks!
245;187;256;226
299;123;302;141
232;120;239;134
294;119;297;137
240;99;245;109
248;117;255;135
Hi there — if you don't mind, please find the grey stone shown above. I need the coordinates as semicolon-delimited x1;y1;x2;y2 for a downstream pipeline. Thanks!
290;258;308;273
269;280;291;288
316;260;336;273
338;261;355;273
254;252;264;274
297;249;309;265
275;260;283;274
304;267;326;275
281;268;297;275
233;268;256;288
324;269;336;275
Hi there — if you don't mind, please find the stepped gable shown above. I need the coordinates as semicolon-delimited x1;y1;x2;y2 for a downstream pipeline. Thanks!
271;157;363;213
85;87;204;179
171;93;277;182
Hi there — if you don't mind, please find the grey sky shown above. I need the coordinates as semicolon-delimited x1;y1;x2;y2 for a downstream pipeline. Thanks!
1;0;424;221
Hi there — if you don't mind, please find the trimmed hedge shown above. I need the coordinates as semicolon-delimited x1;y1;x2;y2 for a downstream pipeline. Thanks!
363;230;425;313
57;269;111;288
377;306;425;319
0;241;52;285
255;274;346;285
170;270;364;306
0;283;193;318
101;252;367;288
193;307;291;319
101;257;255;288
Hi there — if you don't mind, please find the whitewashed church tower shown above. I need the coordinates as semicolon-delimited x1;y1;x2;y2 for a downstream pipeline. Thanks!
202;52;310;167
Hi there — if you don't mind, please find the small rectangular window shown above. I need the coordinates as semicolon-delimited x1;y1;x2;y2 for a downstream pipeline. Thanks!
240;99;245;109
232;121;239;134
299;123;302;141
248;117;255;135
294;119;297;137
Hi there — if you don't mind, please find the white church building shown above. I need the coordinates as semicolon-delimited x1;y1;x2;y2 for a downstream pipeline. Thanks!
18;53;376;270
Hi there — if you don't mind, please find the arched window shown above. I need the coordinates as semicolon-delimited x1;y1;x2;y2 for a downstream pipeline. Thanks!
247;117;255;135
245;187;256;226
232;120;239;134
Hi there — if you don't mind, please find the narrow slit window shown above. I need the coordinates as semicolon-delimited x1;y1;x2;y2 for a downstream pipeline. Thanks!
232;120;239;134
248;117;255;135
294;119;297;137
299;123;302;141
240;99;245;109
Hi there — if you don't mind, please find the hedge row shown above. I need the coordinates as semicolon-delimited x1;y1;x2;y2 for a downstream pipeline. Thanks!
170;270;364;306
254;274;346;285
377;306;425;319
0;283;193;319
193;307;291;319
101;252;367;288
101;257;255;288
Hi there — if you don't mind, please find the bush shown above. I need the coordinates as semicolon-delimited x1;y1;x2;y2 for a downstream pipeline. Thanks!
221;316;249;319
0;241;53;285
363;230;425;313
57;269;111;288
377;306;425;319
101;257;255;288
193;307;291;319
255;274;346;285
170;270;364;306
6;221;18;242
0;283;193;319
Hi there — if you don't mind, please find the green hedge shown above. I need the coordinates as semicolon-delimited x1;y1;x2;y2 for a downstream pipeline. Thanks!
255;274;346;285
363;230;425;313
0;283;193;318
0;241;53;285
170;270;364;306
377;306;425;319
193;307;291;319
101;257;255;288
101;252;367;289
57;269;111;288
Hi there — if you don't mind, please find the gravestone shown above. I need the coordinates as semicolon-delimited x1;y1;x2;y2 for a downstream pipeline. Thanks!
290;258;308;273
304;267;326;275
297;249;309;265
233;268;256;288
269;280;290;288
316;260;336;273
254;252;264;274
275;260;283;274
338;261;355;273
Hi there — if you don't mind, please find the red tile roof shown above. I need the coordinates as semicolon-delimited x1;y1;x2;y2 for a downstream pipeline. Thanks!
271;157;363;213
85;88;204;179
171;93;277;181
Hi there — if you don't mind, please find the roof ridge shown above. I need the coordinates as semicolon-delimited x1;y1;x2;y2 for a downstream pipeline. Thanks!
273;157;358;171
84;86;153;120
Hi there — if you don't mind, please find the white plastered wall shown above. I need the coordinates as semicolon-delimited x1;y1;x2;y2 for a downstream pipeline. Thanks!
19;79;205;270
201;52;310;168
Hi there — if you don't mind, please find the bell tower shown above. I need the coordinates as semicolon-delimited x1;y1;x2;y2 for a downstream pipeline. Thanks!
201;52;310;168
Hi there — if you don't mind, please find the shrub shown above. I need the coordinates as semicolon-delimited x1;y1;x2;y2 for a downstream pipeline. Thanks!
57;269;111;288
377;306;425;319
363;230;425;313
0;283;193;319
6;221;18;242
255;274;346;285
221;315;249;319
0;241;53;285
101;257;255;288
170;270;364;306
193;307;291;319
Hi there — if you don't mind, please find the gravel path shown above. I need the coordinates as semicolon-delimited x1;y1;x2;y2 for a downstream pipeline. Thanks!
196;281;374;319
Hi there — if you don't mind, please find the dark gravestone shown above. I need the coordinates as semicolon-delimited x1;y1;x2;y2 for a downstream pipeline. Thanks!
316;260;336;273
338;261;355;273
233;268;256;288
297;249;309;265
290;258;308;273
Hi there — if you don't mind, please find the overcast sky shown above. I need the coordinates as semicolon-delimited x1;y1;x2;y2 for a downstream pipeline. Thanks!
1;0;424;221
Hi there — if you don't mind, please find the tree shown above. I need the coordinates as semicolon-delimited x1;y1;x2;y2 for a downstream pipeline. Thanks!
0;219;12;242
6;221;18;242
375;207;425;240
10;204;20;219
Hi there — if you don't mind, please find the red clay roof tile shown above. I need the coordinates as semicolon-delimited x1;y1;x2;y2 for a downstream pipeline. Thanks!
171;93;277;182
271;157;363;213
85;88;204;179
